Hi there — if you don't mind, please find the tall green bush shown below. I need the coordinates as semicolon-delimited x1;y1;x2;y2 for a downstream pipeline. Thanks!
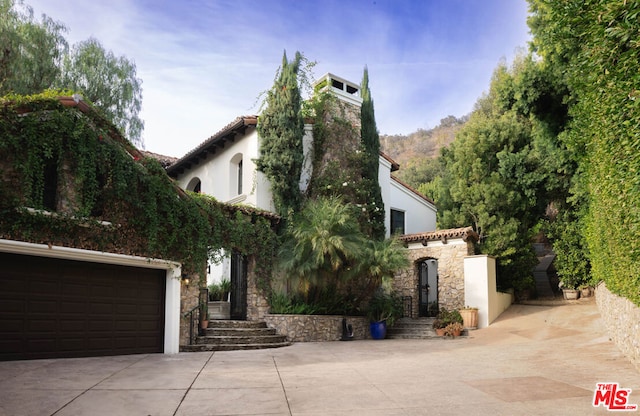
360;67;385;240
256;51;305;217
528;0;640;305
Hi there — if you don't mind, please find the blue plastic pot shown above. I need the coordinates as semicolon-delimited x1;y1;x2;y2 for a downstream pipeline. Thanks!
369;321;387;340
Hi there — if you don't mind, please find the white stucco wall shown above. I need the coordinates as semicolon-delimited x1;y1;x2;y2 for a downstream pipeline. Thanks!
378;156;393;238
389;178;437;235
174;128;274;212
464;254;512;328
174;122;435;240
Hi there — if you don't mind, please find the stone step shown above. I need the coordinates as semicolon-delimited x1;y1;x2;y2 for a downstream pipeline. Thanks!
206;320;268;329
181;320;290;352
181;342;291;352
195;334;288;346
393;318;436;328
387;317;444;339
386;332;440;339
204;327;277;337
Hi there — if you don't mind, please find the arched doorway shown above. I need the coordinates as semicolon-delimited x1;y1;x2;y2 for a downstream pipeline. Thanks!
419;259;438;317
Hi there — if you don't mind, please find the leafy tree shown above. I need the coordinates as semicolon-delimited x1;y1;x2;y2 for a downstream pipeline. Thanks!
360;67;385;240
0;0;67;95
436;54;570;291
256;51;305;217
0;0;144;146
59;38;144;146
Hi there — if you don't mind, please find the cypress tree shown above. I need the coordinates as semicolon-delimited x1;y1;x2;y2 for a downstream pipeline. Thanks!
256;51;305;217
360;67;386;240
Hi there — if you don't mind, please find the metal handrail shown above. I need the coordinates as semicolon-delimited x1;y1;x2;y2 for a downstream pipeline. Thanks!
183;304;201;345
182;288;209;345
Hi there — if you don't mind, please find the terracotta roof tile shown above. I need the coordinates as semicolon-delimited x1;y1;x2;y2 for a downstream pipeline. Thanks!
141;151;178;168
399;226;478;244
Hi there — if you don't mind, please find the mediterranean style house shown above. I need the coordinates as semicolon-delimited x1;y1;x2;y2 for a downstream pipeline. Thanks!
166;73;438;286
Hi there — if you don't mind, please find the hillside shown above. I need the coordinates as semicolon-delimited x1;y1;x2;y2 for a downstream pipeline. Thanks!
380;115;467;188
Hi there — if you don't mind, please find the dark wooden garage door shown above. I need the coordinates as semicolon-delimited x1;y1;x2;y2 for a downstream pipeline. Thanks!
0;252;165;360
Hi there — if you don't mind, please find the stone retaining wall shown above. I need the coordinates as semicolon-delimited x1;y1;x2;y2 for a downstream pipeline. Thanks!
595;282;640;371
264;314;370;342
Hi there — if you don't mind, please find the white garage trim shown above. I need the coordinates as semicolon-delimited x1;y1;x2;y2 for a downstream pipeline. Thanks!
0;239;182;354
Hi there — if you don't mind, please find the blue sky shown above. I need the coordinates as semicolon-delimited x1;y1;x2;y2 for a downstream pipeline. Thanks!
26;0;531;157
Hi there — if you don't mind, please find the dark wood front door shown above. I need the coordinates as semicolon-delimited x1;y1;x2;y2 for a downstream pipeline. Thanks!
0;252;165;360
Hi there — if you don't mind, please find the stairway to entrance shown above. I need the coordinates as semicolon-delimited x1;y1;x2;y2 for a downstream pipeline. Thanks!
180;320;290;352
386;317;440;339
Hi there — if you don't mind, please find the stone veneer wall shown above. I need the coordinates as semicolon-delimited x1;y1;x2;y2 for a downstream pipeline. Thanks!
246;255;270;320
393;238;475;317
264;314;370;341
595;282;640;371
179;272;202;345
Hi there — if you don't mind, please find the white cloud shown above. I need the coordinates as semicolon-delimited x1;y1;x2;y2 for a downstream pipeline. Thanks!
24;0;531;156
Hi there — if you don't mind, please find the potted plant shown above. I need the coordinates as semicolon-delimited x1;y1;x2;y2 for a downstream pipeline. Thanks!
433;307;463;336
559;274;582;300
432;318;447;336
366;290;403;340
443;322;464;337
459;306;479;330
199;301;209;333
219;278;231;301
579;284;592;298
208;278;231;319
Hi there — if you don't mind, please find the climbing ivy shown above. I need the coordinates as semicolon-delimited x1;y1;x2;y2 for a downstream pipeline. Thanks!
0;92;280;286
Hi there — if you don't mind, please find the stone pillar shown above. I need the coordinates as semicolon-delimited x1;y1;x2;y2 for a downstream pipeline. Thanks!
246;255;270;320
179;272;202;345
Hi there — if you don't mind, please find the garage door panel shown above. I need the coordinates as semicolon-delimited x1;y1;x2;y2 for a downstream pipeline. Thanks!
60;300;86;313
28;319;57;332
2;299;24;313
0;252;165;360
29;279;59;294
28;299;58;313
90;302;114;315
59;320;87;332
62;281;91;297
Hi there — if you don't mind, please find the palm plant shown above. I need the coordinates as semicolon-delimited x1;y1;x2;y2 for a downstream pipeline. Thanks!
276;196;410;312
278;197;365;290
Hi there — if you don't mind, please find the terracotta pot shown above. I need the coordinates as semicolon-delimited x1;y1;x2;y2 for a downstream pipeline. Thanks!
459;308;478;330
435;328;446;336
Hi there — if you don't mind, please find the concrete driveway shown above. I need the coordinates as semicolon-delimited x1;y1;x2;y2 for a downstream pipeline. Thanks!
0;298;638;416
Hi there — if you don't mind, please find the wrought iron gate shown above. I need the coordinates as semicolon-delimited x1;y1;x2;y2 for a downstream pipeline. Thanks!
419;259;439;317
230;250;247;320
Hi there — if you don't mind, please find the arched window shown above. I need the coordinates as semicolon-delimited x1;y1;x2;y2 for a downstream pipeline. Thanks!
230;153;243;197
237;159;243;195
186;177;201;193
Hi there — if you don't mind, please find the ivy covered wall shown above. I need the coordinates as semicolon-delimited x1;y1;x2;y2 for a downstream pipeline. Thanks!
0;92;280;286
